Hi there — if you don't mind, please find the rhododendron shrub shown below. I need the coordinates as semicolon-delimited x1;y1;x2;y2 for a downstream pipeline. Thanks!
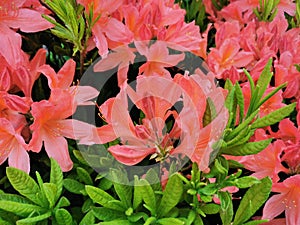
0;0;300;224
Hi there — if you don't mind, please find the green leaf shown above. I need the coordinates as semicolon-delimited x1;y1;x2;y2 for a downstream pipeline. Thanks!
194;215;204;225
198;183;218;196
221;138;272;156
133;176;143;210
79;210;95;225
257;83;286;108
56;196;70;208
0;219;12;225
138;179;156;215
157;174;183;218
50;158;63;200
16;211;51;225
100;220;133;225
256;59;273;103
85;186;125;211
218;191;233;225
225;86;236;129
200;203;221;214
92;207;126;221
82;198;93;213
225;110;259;141
55;208;73;225
0;201;45;217
63;178;85;195
225;126;252;147
128;212;149;222
145;168;162;192
98;177;113;191
251;103;296;129
77;167;93;185
111;169;133;209
73;150;89;166
233;177;272;225
185;210;196;225
203;98;217;127
35;172;48;208
43;183;58;208
242;220;269;225
157;218;184;225
234;177;261;189
6;167;44;206
0;193;33;204
234;83;245;124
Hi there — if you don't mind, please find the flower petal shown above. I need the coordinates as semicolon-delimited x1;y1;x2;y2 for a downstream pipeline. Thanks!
262;194;286;221
108;145;156;166
44;135;73;172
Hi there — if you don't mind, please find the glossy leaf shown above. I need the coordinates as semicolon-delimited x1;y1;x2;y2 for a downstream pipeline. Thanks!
157;218;184;225
16;211;51;225
233;177;272;225
77;167;93;185
256;59;273;104
111;169;132;209
133;176;143;210
251;103;296;129
85;186;125;211
6;167;44;206
218;191;233;225
221;138;272;156
0;201;45;217
243;220;269;225
63;178;85;195
55;208;73;225
100;220;133;225
43;183;58;208
139;179;156;216
92;207;126;221
234;177;260;189
50;158;63;201
200;203;221;214
79;210;95;225
157;174;183;218
145;168;162;192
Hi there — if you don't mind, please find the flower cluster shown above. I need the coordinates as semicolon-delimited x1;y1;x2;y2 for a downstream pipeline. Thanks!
198;1;300;224
0;0;99;172
1;0;300;224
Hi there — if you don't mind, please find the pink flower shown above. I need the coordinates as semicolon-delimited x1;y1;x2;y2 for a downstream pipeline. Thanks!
97;76;182;165
93;45;136;87
207;38;254;79
269;118;300;173
38;59;99;105
0;0;52;67
136;41;185;77
78;0;133;57
121;0;186;41
157;19;204;52
227;129;288;182
12;48;47;97
262;175;300;225
0;91;30;130
28;89;96;171
96;73;227;171
0;118;29;173
275;51;300;99
226;0;295;18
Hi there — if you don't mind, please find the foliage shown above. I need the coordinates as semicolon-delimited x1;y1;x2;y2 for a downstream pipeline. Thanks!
1;0;300;224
